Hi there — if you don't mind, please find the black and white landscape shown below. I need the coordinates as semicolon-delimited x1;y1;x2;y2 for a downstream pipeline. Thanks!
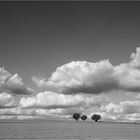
0;1;140;139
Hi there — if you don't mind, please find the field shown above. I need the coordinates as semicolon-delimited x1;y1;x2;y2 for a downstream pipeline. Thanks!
0;120;139;140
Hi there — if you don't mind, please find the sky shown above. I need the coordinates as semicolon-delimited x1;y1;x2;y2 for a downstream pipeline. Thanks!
0;1;140;121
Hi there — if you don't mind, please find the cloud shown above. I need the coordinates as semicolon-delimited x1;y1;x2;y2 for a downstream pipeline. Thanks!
32;48;140;94
20;91;109;109
115;64;140;92
0;68;34;95
2;91;140;121
130;47;140;68
101;103;121;114
20;91;84;109
100;100;140;122
33;60;120;94
0;92;14;108
120;101;140;114
19;91;110;119
0;107;73;120
102;101;140;115
135;94;140;99
0;107;38;119
32;76;47;88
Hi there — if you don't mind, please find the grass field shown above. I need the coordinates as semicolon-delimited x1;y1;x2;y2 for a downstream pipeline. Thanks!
0;120;139;140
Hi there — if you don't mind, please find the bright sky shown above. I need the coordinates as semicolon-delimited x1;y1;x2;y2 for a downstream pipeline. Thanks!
0;1;140;121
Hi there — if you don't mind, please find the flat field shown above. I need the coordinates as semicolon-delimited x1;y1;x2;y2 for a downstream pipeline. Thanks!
0;120;139;140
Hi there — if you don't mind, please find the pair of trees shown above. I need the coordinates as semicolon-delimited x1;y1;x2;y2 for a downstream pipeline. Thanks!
73;113;87;121
73;113;101;122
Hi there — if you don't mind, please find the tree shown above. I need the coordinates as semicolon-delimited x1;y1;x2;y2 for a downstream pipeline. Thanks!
73;113;81;121
81;115;87;121
91;114;101;122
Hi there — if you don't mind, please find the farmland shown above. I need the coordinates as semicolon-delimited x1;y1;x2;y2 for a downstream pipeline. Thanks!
0;120;139;139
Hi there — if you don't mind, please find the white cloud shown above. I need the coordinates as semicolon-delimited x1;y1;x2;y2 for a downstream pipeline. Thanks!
130;47;140;68
1;92;140;121
120;101;140;114
0;68;34;95
19;91;110;118
34;109;72;119
135;94;140;98
33;60;119;94
123;113;140;121
0;107;72;120
32;76;47;87
20;91;109;109
102;101;140;115
0;92;14;108
32;47;140;94
115;64;140;92
0;67;11;84
100;100;140;122
0;107;40;117
101;103;122;114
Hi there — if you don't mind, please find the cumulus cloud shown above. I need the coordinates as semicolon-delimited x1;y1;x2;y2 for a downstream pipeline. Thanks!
135;94;140;99
101;103;121;114
2;92;140;121
0;107;36;117
20;91;109;109
0;68;34;95
0;107;74;120
0;92;14;108
19;91;110;118
33;60;120;94
120;101;140;114
102;101;140;115
32;48;140;94
100;100;140;122
32;76;47;88
130;47;140;68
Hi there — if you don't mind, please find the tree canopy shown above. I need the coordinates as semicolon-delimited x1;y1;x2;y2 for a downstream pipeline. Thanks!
91;114;101;122
73;113;81;121
81;115;87;121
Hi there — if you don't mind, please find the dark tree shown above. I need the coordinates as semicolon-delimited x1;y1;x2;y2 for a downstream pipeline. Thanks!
73;113;81;121
91;114;101;122
81;115;87;121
